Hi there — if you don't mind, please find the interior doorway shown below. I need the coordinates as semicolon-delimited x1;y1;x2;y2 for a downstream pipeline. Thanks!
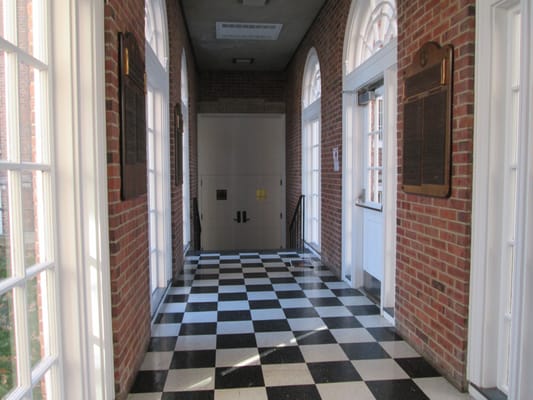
198;114;286;251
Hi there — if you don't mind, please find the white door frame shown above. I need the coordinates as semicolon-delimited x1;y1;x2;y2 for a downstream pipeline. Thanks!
341;39;397;318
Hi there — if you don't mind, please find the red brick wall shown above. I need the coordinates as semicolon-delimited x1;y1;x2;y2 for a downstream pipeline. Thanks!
285;0;351;274
395;0;475;390
104;0;149;398
167;0;198;277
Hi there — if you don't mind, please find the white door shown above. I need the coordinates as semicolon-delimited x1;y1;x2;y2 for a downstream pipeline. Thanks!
198;114;285;250
357;85;385;300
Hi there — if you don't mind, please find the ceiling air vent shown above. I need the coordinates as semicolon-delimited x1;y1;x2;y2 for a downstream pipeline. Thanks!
216;22;282;41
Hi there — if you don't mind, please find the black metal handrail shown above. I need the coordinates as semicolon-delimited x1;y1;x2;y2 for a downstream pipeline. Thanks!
289;195;305;250
192;198;201;251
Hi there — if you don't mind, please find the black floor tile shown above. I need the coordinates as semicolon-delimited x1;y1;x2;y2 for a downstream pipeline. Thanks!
219;279;245;286
156;313;184;324
218;267;242;273
246;284;274;292
276;290;306;299
367;327;403;341
249;300;281;309
242;262;263;268
218;292;247;301
320;276;340;282
293;330;337;345
179;323;217;336
308;297;343;307
366;379;430;400
169;350;216;369
266;385;321;400
283;307;319;318
215;366;264;389
299;282;328;290
258;346;305;364
269;277;297;284
194;274;219;280
129;370;168;392
217;310;252;321
190;286;219;294
265;267;289;273
253;319;291;332
322;316;362;329
307;360;362;383
165;294;189;303
147;336;178;351
396;357;441;378
340;342;390;360
216;333;257;349
244;272;269;278
186;302;218;312
348;305;381;315
332;288;364;297
161;391;214;400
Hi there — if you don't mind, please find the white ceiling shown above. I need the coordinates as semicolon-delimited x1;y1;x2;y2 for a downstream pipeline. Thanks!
180;0;328;71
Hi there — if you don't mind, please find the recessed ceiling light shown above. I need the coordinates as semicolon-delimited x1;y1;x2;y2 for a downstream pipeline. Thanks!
216;22;282;41
233;58;254;65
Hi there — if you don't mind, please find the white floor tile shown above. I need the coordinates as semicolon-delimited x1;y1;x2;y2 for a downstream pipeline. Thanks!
379;341;421;358
272;283;302;291
182;311;218;323
299;344;348;362
339;296;374;306
323;281;351;289
192;279;219;287
304;289;335;298
279;298;313;308
139;351;173;371
217;300;250;311
315;306;353;317
164;368;215;391
216;321;254;334
288;317;327;331
247;291;278;300
356;315;393;328
295;276;322;283
414;377;470;399
167;287;190;295
215;387;268;400
255;331;296;348
317;381;376;400
127;394;162;400
352;359;410;381
216;348;260;367
330;328;376;343
245;278;272;285
187;293;218;303
151;323;180;337
251;308;286;320
261;363;314;386
219;273;244;279
175;334;217;351
218;285;247;293
266;271;293;278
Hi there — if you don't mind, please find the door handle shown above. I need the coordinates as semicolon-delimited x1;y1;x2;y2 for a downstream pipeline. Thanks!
242;210;250;223
233;211;241;223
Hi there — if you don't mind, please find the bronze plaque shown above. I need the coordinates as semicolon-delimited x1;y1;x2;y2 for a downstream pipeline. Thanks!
402;42;453;197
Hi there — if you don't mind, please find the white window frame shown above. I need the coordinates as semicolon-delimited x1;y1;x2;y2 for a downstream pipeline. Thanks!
469;1;533;398
146;0;172;315
341;0;397;316
181;50;191;251
301;48;321;252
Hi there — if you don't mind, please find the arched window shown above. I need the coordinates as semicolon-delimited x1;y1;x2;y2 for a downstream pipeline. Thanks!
302;48;322;252
345;0;397;74
181;51;191;248
145;0;171;315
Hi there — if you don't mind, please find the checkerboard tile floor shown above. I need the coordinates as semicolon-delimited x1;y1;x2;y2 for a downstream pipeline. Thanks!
128;251;469;400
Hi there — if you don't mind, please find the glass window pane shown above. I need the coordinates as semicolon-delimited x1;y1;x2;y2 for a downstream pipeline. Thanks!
1;50;6;161
28;272;48;368
32;369;52;400
0;172;11;279
21;170;46;268
17;0;41;58
18;61;40;163
0;290;17;398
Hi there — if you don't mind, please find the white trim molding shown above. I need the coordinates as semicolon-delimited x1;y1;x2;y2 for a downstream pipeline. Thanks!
52;0;114;398
469;0;533;397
